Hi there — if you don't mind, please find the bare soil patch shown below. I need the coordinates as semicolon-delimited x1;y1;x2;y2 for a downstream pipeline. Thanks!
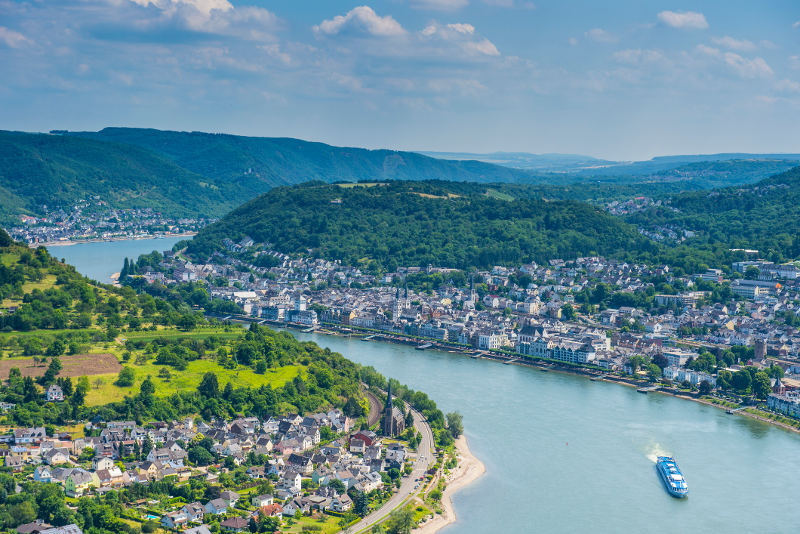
0;353;121;380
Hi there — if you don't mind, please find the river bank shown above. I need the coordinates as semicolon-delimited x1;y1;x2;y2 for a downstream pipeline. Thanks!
39;231;196;247
280;320;800;437
415;436;485;534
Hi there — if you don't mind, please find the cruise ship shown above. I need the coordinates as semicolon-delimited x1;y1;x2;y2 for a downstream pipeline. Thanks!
656;456;689;498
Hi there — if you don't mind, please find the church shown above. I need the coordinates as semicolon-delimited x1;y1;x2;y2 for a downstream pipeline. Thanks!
383;381;406;437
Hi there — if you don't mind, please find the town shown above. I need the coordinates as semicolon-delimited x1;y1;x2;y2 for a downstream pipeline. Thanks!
2;390;433;534
8;199;211;245
133;237;800;425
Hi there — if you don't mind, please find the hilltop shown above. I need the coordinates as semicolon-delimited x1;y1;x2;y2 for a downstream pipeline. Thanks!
187;180;658;270
627;165;800;263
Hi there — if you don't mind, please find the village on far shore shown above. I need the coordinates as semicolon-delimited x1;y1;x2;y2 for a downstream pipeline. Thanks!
134;236;800;425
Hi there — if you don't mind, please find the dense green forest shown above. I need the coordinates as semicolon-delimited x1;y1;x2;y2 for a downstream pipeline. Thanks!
0;131;237;224
627;166;800;263
187;181;659;271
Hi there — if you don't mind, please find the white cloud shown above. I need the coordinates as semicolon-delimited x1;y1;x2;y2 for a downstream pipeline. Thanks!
658;10;708;30
793;21;800;29
711;36;755;52
568;37;578;46
613;49;664;65
584;28;616;43
723;53;772;79
313;6;406;37
411;0;469;10
0;26;30;48
125;0;278;41
775;79;800;93
464;38;500;56
446;23;475;35
696;44;720;57
128;0;232;16
419;22;500;56
696;45;773;79
791;56;800;70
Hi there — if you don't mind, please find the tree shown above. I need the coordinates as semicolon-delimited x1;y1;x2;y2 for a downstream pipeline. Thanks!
139;376;155;405
188;446;214;466
198;372;219;398
560;303;576;321
327;479;346;494
47;340;65;357
698;380;713;396
731;370;752;394
752;372;772;399
384;507;414;534
744;266;760;280
115;366;135;387
354;491;369;517
446;412;463;439
646;363;662;383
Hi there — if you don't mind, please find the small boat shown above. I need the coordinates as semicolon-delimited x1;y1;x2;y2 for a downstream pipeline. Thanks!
656;456;689;498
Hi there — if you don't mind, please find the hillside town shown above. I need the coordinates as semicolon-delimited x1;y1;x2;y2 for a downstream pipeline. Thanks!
135;239;800;421
8;199;211;245
3;397;424;534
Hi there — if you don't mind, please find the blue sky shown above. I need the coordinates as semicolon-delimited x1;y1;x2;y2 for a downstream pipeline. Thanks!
1;0;798;160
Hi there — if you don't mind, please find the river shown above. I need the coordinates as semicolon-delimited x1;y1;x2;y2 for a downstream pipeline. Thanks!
61;239;800;533
47;236;186;284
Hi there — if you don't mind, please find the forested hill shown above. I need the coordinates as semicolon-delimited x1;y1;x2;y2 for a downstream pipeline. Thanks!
66;127;536;189
187;181;659;270
0;131;238;222
626;165;800;263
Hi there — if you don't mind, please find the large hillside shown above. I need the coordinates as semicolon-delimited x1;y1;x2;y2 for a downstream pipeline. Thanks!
0;131;237;223
67;127;537;189
187;181;658;270
627;166;800;262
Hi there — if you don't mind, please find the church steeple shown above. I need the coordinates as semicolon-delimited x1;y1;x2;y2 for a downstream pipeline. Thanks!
384;380;393;436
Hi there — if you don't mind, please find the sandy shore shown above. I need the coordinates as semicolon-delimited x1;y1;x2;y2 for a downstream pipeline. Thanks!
415;435;486;534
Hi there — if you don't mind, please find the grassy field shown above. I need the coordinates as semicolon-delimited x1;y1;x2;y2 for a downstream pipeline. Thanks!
282;513;344;534
84;356;303;406
1;274;58;308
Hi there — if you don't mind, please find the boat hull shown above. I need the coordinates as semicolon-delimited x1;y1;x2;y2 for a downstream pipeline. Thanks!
656;456;689;498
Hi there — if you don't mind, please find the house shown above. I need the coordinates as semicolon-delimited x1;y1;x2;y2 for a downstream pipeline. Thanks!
92;457;114;471
34;465;52;483
282;497;309;516
5;455;24;471
64;469;97;497
16;520;53;534
286;453;313;475
161;511;188;530
331;494;353;512
220;517;249;533
45;385;64;402
219;490;240;507
182;502;205;523
204;498;229;515
184;527;212;534
43;448;70;465
251;494;273;508
258;504;283;520
38;526;83;534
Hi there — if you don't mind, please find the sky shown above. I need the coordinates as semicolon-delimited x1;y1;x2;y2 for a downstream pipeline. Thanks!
1;1;799;160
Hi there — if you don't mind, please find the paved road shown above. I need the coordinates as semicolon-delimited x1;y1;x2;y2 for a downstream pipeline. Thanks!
348;404;435;533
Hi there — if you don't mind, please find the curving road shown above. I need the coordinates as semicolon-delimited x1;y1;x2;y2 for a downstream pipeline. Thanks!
348;403;435;533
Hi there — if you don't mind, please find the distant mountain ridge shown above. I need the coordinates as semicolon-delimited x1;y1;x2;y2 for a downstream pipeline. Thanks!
66;128;537;189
